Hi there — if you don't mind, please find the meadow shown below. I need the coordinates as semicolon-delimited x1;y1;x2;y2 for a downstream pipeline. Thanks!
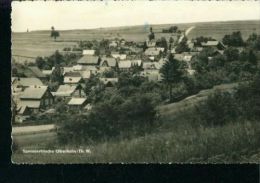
12;20;260;63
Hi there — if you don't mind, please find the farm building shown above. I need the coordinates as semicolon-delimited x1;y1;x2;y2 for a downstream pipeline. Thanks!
201;41;226;50
18;85;54;114
82;49;95;55
52;84;85;99
67;97;87;110
77;55;101;65
12;77;44;92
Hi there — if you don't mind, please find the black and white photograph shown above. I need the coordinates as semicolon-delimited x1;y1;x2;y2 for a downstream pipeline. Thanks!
11;1;260;163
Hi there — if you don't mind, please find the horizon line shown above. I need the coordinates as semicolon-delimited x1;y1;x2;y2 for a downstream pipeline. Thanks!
12;19;260;33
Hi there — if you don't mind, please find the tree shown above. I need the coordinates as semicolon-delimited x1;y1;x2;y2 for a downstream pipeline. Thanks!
223;47;239;62
222;31;244;47
169;26;178;33
50;26;60;41
50;65;63;84
35;57;45;70
246;33;260;50
175;36;190;53
156;37;168;53
148;27;155;41
160;53;184;101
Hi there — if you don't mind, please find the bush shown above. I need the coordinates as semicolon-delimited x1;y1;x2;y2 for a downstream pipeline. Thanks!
57;94;159;144
194;91;239;126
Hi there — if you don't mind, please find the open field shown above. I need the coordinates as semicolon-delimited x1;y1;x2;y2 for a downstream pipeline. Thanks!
12;20;260;63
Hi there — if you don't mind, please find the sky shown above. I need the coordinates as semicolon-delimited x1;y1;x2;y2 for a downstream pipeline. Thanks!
12;1;260;32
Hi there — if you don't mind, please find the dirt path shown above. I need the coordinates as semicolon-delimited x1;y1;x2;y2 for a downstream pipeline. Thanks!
178;26;195;43
12;124;56;135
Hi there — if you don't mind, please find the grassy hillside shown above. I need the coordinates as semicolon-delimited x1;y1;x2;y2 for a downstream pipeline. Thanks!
12;20;260;63
13;82;260;163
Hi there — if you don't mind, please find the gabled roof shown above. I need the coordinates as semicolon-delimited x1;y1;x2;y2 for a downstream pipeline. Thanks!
64;76;82;84
12;77;43;87
20;85;49;100
173;54;184;61
142;62;161;70
100;57;117;67
18;100;41;109
42;67;54;75
82;50;95;55
111;53;127;60
118;61;132;69
144;47;161;56
80;70;91;79
52;84;78;97
28;66;46;78
62;67;74;75
68;98;87;105
77;55;100;65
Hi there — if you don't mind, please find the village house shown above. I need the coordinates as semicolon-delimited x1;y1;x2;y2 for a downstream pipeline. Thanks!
201;40;226;50
118;60;132;71
140;70;162;82
82;49;95;55
79;70;92;81
111;52;127;60
18;85;54;114
63;74;84;85
12;77;44;92
42;67;55;76
131;60;142;67
67;97;88;110
52;84;85;99
77;55;101;65
146;39;156;48
144;47;162;56
142;62;162;71
100;57;117;68
99;78;118;87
